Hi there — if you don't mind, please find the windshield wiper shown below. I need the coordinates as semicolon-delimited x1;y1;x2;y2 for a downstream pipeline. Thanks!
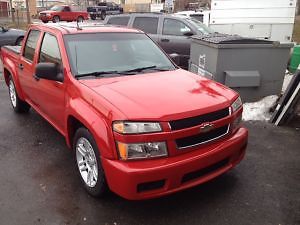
123;65;157;73
121;66;172;74
75;70;120;78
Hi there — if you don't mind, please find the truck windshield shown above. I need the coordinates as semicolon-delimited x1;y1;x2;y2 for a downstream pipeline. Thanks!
50;5;63;11
187;18;214;35
64;33;176;78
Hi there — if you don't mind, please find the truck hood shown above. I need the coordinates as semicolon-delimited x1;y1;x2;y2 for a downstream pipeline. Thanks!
79;69;237;120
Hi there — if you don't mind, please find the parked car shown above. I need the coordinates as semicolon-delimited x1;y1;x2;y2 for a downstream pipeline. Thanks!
0;26;25;47
39;5;89;23
104;13;215;69
87;2;123;20
1;23;247;200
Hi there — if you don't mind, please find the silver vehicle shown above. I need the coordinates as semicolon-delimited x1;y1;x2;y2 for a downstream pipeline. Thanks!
104;13;214;69
0;26;25;47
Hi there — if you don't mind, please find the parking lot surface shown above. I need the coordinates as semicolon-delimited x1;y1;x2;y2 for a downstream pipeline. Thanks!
0;79;299;225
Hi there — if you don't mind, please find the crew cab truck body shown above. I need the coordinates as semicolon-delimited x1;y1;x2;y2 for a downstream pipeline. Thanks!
0;23;248;200
39;5;89;23
87;2;123;20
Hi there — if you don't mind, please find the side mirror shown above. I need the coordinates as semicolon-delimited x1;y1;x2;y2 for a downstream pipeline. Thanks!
1;26;8;32
169;53;180;66
183;31;194;37
35;62;63;82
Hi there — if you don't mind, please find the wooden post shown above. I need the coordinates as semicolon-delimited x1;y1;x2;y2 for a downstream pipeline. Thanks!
25;0;31;24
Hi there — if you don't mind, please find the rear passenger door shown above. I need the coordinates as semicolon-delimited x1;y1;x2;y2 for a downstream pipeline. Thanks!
160;18;194;69
18;29;41;101
131;16;159;43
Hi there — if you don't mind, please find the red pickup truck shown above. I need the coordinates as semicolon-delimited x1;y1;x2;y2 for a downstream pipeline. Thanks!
39;5;88;23
0;23;248;200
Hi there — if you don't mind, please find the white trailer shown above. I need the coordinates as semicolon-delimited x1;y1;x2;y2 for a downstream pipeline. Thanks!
209;0;297;42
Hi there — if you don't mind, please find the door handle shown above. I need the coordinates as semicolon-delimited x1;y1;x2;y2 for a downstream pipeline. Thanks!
161;39;170;42
19;64;24;70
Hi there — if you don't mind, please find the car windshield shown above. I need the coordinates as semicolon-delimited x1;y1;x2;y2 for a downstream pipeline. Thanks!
187;18;214;34
64;32;176;78
50;5;63;11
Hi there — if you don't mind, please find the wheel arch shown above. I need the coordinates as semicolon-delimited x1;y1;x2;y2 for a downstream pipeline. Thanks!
3;66;26;100
66;106;116;160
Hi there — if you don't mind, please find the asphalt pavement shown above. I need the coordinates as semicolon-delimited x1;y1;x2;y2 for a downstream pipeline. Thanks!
0;78;299;225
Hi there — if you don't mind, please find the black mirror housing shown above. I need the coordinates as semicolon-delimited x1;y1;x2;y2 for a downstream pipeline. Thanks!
35;63;63;82
169;53;180;66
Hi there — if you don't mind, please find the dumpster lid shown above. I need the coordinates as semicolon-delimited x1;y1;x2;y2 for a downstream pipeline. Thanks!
193;33;273;44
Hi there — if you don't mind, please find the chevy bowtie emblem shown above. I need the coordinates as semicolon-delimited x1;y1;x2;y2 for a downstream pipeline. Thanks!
200;123;214;133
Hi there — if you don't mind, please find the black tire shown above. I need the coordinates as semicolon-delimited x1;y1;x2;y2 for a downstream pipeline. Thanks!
53;15;60;23
100;11;106;20
42;20;48;23
77;16;84;23
15;36;23;46
73;127;108;197
91;14;96;20
8;76;30;113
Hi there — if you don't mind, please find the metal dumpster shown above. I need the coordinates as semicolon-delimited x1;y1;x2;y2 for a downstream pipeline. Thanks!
189;34;293;102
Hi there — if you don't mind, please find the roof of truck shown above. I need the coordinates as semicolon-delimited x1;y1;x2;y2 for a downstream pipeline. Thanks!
30;22;142;35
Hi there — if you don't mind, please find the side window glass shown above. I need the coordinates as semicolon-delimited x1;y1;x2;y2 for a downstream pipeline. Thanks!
39;33;62;65
107;17;129;26
132;17;158;34
64;7;71;12
23;30;41;62
163;19;192;36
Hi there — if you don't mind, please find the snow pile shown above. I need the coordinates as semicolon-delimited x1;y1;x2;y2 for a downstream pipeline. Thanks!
242;95;278;121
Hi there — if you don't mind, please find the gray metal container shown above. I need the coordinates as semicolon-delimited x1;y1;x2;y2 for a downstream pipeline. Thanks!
189;34;293;102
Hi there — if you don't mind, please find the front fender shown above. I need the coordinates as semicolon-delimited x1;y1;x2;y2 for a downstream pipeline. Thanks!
66;98;117;160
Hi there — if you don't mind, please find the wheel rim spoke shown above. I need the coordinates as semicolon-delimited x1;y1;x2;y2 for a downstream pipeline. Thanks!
76;137;98;187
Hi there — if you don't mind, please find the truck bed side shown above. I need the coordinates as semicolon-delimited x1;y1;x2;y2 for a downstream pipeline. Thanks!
1;45;24;99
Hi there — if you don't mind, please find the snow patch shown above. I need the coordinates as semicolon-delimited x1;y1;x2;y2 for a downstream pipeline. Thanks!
242;95;278;121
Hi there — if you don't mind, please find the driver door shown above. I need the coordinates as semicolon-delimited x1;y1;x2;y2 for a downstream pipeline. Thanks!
159;18;194;69
33;32;66;132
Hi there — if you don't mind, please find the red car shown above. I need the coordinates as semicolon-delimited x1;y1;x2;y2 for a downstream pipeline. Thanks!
39;5;88;23
0;23;248;200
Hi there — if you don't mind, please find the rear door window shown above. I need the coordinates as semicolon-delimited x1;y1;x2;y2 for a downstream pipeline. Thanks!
23;30;41;62
132;17;158;34
39;33;62;65
162;18;192;36
107;17;130;26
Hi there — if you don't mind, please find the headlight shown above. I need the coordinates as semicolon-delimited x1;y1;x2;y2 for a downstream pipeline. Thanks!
116;142;168;160
231;96;242;112
113;121;162;134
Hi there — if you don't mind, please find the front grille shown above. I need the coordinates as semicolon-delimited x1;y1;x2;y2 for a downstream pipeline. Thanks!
39;13;46;16
169;107;230;130
176;125;229;149
181;158;229;184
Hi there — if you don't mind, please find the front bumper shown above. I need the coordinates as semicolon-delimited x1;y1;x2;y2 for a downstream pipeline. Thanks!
102;127;248;200
39;15;52;21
